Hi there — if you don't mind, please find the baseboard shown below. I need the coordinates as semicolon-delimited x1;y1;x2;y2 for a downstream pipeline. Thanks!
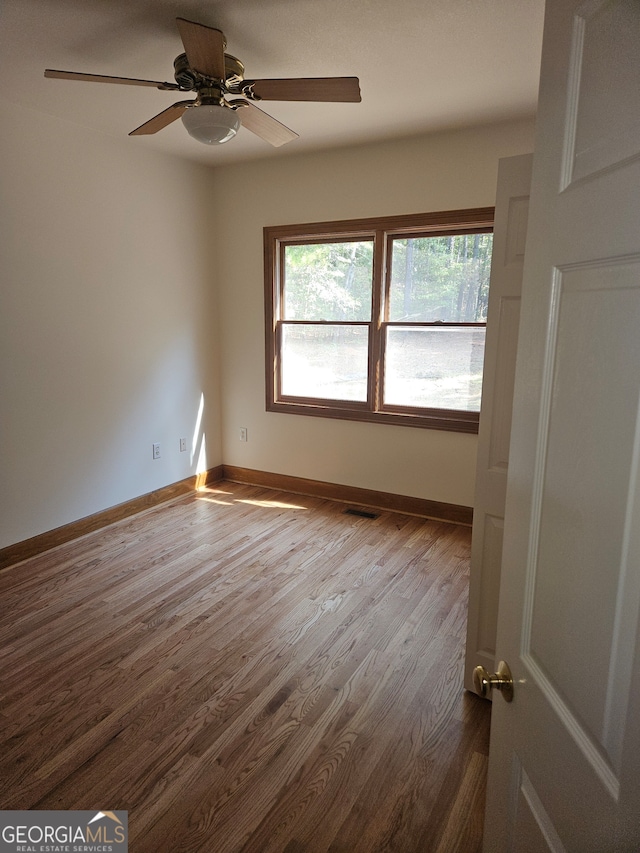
1;464;472;571
221;465;473;527
0;465;224;572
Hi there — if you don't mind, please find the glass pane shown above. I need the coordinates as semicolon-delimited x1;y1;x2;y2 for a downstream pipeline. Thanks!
389;234;493;322
281;325;369;402
384;326;485;411
284;241;374;321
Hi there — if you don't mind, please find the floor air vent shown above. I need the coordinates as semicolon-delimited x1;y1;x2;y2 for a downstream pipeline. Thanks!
344;508;379;519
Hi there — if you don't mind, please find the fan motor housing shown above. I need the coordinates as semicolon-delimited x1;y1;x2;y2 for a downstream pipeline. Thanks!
173;52;245;90
173;54;198;89
223;55;245;88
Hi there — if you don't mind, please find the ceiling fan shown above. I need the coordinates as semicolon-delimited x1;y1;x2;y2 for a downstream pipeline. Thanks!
44;18;361;147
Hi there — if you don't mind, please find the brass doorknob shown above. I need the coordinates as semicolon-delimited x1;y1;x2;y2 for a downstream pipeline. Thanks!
473;660;514;702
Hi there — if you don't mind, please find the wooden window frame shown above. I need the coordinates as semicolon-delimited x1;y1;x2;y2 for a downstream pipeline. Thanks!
264;207;494;433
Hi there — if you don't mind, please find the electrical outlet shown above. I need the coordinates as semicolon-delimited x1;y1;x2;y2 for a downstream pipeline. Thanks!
239;427;248;442
179;438;187;452
152;443;161;460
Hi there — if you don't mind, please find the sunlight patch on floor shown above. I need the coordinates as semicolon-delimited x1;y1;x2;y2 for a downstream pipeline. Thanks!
196;496;235;505
235;498;308;510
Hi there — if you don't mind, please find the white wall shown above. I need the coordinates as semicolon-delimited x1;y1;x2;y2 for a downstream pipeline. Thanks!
214;118;536;507
0;110;535;552
0;98;223;549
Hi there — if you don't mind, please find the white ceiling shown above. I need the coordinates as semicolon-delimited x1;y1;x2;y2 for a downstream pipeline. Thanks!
1;0;545;166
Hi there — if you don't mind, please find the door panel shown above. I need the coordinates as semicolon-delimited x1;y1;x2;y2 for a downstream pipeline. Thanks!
483;0;640;850
567;0;640;184
475;514;503;658
487;294;521;472
512;766;567;853
527;258;640;776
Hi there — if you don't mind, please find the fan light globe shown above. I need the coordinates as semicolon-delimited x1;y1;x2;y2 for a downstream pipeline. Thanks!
181;104;241;144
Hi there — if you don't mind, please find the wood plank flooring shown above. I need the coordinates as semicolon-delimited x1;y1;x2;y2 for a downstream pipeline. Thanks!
0;482;490;852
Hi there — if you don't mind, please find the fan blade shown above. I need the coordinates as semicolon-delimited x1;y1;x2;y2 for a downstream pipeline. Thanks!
44;69;178;90
248;77;361;102
235;102;298;147
129;101;194;136
176;18;225;80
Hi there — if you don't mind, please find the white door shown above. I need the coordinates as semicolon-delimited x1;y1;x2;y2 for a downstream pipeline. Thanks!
483;0;640;850
464;153;532;693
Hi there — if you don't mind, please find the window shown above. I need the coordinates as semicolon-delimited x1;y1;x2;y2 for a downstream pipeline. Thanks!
264;208;494;432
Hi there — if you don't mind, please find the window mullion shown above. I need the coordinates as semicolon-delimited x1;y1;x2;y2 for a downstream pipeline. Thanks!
369;229;386;412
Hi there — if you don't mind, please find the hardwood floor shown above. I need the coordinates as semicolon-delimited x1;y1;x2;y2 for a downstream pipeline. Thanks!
0;482;490;852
